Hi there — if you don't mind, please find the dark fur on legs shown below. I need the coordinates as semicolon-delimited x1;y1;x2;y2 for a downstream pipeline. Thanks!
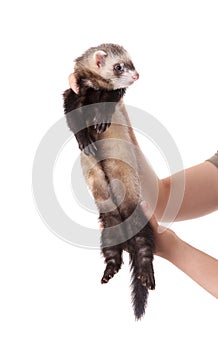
100;206;155;320
128;223;155;320
63;72;156;319
64;88;125;156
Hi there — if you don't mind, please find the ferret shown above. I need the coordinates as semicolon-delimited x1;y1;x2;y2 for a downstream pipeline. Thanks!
63;43;155;320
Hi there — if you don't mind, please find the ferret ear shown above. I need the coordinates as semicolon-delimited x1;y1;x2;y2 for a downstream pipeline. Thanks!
93;50;107;68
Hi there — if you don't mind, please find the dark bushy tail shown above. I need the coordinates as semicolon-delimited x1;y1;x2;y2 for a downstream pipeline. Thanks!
130;255;149;320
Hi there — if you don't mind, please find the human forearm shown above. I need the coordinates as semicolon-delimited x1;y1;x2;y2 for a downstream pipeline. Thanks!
139;155;218;221
69;73;218;220
157;231;218;298
169;162;218;220
141;201;218;299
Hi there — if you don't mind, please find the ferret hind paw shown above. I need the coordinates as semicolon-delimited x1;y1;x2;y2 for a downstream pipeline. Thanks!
101;264;119;284
138;265;155;290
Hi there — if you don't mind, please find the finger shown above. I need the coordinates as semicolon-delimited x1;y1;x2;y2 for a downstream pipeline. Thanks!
98;219;104;234
99;221;104;230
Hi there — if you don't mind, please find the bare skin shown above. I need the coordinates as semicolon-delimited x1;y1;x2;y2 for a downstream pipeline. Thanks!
69;72;218;298
155;161;218;221
141;201;218;299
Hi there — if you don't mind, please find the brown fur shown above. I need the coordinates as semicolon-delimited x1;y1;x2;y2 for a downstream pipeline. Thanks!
63;44;155;320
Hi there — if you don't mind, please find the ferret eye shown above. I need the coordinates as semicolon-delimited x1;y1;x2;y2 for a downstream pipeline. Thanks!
114;64;123;72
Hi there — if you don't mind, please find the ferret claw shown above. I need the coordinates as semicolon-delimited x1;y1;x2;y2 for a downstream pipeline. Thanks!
101;264;120;283
101;278;108;284
95;122;111;134
138;271;155;290
83;142;97;156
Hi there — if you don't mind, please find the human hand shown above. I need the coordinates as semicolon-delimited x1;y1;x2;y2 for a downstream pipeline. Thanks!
98;200;178;258
140;201;177;258
141;202;218;298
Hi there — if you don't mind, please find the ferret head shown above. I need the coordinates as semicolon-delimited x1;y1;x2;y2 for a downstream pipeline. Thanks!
74;43;139;90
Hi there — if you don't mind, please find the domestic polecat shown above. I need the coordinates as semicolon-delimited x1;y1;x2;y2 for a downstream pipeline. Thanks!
63;43;155;320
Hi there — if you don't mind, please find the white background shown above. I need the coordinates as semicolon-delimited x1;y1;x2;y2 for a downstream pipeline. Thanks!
0;0;218;349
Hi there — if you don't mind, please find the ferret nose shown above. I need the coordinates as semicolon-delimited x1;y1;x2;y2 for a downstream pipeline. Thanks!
132;73;139;80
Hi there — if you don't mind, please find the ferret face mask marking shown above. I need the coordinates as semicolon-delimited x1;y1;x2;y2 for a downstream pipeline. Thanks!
93;48;139;89
74;43;139;90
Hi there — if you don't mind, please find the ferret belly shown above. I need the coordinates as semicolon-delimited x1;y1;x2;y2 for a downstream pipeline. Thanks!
81;107;142;219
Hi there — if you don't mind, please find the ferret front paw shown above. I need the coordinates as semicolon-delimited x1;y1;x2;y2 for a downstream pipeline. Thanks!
76;130;98;156
93;105;113;133
94;122;111;134
82;142;98;156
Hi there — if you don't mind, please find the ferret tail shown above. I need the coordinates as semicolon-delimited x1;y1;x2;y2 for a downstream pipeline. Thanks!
130;255;148;321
